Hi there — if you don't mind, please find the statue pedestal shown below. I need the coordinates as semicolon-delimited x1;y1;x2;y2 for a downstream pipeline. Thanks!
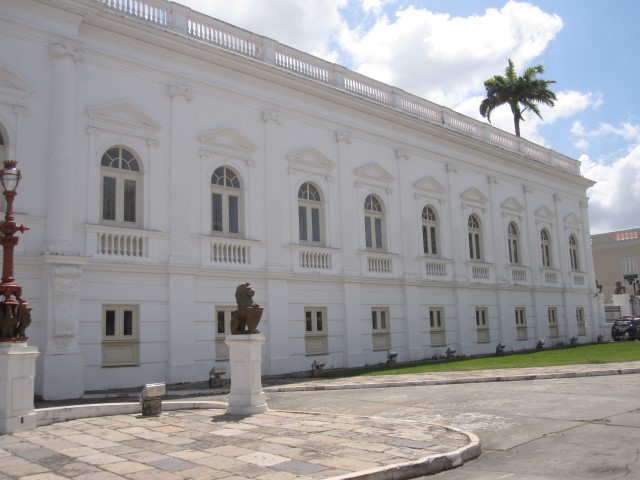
225;334;267;415
0;342;39;434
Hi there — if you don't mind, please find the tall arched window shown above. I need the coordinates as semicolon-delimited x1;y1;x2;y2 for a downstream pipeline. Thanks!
422;205;439;256
468;214;483;260
298;182;323;245
364;194;385;251
541;228;552;267
211;166;242;237
100;146;142;227
507;221;520;264
569;233;580;271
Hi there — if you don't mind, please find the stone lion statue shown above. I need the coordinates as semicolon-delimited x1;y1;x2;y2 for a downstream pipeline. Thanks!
15;303;32;339
230;282;263;334
0;303;18;339
614;281;626;295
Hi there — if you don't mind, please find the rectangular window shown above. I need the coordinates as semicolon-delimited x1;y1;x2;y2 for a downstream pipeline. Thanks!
311;208;320;243
365;216;372;248
102;176;116;221
372;307;390;350
430;226;437;255
374;218;383;249
515;307;527;340
228;195;239;234
548;307;559;338
123;179;136;223
102;305;139;367
215;307;234;360
476;307;490;343
576;307;586;336
299;206;307;241
305;307;328;355
429;307;446;346
212;193;223;232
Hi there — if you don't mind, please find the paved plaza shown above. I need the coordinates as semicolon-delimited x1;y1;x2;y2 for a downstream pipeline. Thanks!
2;361;640;479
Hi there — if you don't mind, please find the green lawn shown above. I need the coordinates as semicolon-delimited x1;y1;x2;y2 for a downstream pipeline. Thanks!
321;342;640;379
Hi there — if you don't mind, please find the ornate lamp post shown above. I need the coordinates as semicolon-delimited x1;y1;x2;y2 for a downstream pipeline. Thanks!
0;160;30;341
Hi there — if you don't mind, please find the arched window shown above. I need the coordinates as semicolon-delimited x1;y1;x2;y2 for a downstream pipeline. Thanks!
569;234;580;271
422;205;439;256
507;221;520;264
100;146;141;227
211;166;242;236
298;182;323;245
364;194;385;250
541;228;552;267
468;214;483;260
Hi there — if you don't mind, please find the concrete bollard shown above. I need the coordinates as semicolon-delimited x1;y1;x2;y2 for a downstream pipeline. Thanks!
140;383;165;416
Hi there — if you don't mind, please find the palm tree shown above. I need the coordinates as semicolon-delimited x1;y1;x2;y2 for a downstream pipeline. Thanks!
479;59;557;137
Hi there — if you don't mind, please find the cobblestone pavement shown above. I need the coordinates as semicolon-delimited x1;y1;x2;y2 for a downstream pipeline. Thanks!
2;361;640;480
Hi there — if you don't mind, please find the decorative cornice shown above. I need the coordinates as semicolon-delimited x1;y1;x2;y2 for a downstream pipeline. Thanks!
262;109;282;125
49;42;84;62
335;131;352;144
395;148;409;160
168;84;193;101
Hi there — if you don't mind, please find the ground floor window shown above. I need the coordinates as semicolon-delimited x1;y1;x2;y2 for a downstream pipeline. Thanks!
515;307;527;341
215;307;234;360
429;307;446;346
102;305;139;366
372;306;390;350
305;307;328;355
548;307;559;338
576;307;586;336
476;307;490;343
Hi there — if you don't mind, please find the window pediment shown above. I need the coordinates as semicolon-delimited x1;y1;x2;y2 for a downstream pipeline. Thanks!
564;212;581;226
355;162;395;191
0;66;32;103
461;187;488;206
535;205;555;222
199;127;257;159
501;197;524;214
87;102;160;141
287;147;335;177
414;176;446;197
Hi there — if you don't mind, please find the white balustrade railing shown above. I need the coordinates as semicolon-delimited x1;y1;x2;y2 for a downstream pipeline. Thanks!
425;260;447;277
97;231;148;258
96;0;582;176
544;270;559;284
471;264;490;280
368;255;393;274
210;240;250;264
572;273;586;287
511;268;528;283
299;249;332;270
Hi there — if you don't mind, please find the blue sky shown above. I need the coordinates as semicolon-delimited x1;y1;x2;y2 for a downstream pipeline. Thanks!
181;0;640;234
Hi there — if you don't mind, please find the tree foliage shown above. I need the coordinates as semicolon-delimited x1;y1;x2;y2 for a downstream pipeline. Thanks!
479;59;557;137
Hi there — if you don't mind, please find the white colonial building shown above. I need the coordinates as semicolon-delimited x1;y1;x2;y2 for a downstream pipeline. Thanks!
1;0;598;400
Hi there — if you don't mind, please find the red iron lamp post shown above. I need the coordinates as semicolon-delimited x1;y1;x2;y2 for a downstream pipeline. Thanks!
0;160;30;341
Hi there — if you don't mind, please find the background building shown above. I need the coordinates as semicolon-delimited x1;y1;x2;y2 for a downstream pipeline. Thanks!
592;228;640;305
1;0;598;400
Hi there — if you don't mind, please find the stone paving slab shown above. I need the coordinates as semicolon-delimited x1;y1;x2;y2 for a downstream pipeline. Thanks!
0;409;479;480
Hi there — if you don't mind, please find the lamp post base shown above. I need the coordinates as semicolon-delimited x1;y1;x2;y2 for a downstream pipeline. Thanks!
0;342;39;434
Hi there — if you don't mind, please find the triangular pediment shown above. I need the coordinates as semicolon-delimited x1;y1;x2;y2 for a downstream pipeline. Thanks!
535;205;555;222
461;187;488;205
564;212;581;226
87;102;160;137
199;127;257;153
354;162;395;184
0;66;32;97
414;176;446;196
502;197;524;213
286;147;335;172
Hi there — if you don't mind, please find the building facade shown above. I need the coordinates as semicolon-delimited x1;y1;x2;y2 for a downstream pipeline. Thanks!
592;228;640;304
2;0;598;400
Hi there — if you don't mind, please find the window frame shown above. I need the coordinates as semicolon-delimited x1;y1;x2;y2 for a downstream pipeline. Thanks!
364;194;386;251
298;182;324;246
304;307;328;355
429;307;446;346
548;307;559;338
371;306;391;350
576;307;586;336
507;221;521;265
475;307;490;343
515;306;527;340
468;214;483;261
211;166;243;238
215;306;235;361
569;234;580;271
100;146;142;228
421;205;440;257
102;304;139;367
540;228;552;268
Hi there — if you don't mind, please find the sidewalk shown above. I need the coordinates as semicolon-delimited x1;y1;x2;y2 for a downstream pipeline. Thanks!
2;362;639;480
